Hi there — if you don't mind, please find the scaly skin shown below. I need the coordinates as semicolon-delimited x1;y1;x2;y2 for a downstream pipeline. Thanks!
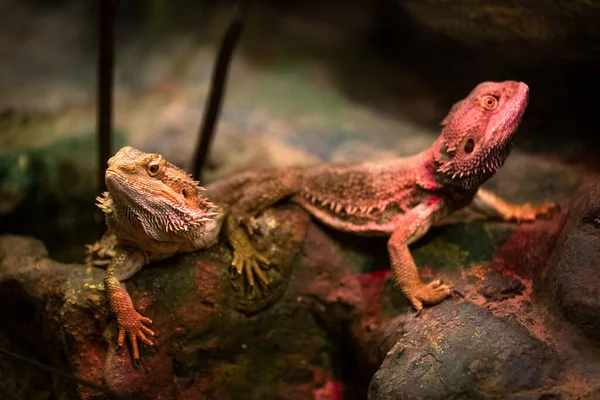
206;81;558;313
85;146;266;362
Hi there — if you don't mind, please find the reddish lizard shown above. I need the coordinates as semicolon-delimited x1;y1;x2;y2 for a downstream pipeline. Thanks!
206;81;557;313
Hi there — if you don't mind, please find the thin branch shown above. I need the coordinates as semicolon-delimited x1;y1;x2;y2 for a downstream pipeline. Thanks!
0;347;128;399
97;0;117;193
192;0;252;181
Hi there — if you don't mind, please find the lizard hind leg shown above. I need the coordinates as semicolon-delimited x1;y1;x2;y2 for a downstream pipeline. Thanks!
471;188;559;222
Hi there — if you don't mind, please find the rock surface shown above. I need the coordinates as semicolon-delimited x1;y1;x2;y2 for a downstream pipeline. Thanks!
0;206;373;400
2;204;600;399
396;0;600;61
368;301;563;400
545;181;600;340
367;214;600;400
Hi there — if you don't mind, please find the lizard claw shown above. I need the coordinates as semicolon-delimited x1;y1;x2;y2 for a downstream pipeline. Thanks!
406;280;452;314
231;247;270;290
116;310;154;361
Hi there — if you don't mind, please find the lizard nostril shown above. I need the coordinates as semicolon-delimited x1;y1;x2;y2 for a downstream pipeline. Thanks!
505;88;514;98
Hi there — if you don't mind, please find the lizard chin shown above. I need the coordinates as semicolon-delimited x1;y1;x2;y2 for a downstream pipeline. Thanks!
105;169;135;204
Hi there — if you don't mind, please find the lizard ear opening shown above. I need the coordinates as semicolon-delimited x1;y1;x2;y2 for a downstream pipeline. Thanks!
464;138;475;154
182;187;195;200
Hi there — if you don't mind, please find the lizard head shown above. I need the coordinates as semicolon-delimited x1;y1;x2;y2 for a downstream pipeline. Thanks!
435;80;529;189
102;146;217;235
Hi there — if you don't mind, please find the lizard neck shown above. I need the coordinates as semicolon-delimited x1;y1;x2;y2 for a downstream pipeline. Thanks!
429;134;499;192
381;146;439;191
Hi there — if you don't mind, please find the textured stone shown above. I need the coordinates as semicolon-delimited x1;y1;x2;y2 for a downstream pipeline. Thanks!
368;301;562;400
545;181;600;339
3;201;600;399
0;207;369;400
398;0;600;61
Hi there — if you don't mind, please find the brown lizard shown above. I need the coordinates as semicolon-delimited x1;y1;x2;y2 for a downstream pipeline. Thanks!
86;146;267;362
206;80;558;313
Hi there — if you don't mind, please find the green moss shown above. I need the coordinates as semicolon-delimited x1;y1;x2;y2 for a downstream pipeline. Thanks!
412;221;514;272
484;223;517;248
213;363;247;383
413;240;470;272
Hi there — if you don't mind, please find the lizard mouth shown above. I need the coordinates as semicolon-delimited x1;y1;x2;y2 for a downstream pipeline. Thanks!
105;168;125;191
105;168;132;196
488;82;529;144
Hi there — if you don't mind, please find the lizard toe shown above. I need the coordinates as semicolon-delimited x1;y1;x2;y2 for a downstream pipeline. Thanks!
136;330;153;346
240;216;259;236
407;296;423;315
409;281;452;308
244;261;256;288
256;253;270;269
535;202;560;219
116;310;154;361
252;262;270;287
231;251;244;275
117;329;126;349
127;330;140;361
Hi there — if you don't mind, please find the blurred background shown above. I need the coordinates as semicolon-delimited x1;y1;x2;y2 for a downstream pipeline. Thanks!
1;0;599;261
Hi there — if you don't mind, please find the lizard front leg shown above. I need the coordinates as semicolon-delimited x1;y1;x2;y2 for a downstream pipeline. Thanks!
230;171;301;235
85;230;119;267
224;172;301;291
104;246;154;362
471;188;558;222
225;213;270;289
388;202;452;314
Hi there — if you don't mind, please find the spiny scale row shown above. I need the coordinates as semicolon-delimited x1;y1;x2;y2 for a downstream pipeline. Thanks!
300;190;410;216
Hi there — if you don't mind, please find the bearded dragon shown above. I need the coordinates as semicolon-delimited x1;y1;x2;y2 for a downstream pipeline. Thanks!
206;80;557;314
86;146;267;362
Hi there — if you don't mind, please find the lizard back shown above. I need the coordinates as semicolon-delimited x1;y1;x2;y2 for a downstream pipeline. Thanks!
290;154;438;235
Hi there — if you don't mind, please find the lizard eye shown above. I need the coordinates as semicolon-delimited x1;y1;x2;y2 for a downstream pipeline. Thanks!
480;95;498;111
464;138;475;154
146;158;163;177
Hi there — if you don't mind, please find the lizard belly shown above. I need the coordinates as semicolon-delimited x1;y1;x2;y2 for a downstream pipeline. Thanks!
292;196;401;236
